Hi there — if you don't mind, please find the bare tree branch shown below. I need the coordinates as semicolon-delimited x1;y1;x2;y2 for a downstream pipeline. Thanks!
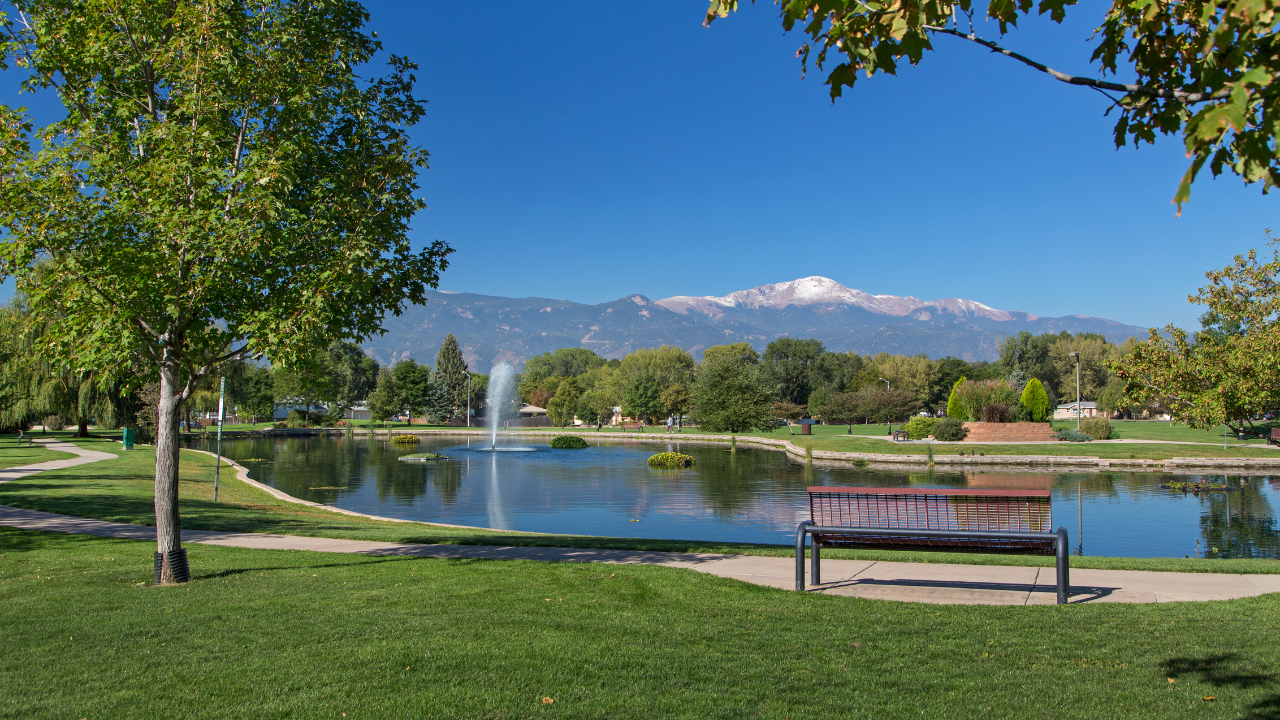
925;26;1232;104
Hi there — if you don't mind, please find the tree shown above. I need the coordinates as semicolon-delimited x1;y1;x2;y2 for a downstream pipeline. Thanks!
546;377;583;427
522;348;606;384
366;368;401;425
690;345;774;432
421;371;454;425
623;374;663;424
618;346;697;399
239;365;276;426
660;382;691;423
762;337;825;405
705;0;1280;209
772;400;805;434
822;391;863;434
946;376;966;419
434;335;470;419
327;342;380;419
1020;378;1052;423
576;389;615;426
854;387;921;425
392;360;431;424
1111;236;1280;433
0;1;450;582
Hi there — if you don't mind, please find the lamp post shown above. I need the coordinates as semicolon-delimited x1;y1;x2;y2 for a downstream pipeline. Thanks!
466;373;472;428
1068;352;1081;431
879;378;892;434
214;376;225;502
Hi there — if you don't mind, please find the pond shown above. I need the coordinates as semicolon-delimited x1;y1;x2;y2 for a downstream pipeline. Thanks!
195;434;1280;559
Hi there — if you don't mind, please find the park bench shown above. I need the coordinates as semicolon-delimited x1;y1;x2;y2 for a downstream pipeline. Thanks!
1269;428;1280;447
891;430;909;441
620;422;644;431
795;487;1071;604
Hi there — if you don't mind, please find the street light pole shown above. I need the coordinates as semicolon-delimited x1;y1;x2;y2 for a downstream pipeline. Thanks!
466;373;472;428
214;376;225;502
878;378;893;434
1068;352;1081;431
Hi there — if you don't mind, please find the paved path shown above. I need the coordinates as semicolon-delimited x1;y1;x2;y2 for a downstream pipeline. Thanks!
1;441;1279;605
0;439;119;483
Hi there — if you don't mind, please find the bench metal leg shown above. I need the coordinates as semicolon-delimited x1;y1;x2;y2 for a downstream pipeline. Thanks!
811;538;821;585
795;521;812;591
1056;527;1071;605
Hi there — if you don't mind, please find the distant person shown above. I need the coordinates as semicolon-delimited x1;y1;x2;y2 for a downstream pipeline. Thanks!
666;415;674;434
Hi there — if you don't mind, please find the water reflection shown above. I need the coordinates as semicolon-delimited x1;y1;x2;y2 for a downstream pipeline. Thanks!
197;435;1280;558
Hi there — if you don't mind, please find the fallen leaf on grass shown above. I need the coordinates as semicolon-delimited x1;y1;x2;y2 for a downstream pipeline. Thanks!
542;697;555;705
849;642;862;648
1203;696;1216;701
1168;677;1176;684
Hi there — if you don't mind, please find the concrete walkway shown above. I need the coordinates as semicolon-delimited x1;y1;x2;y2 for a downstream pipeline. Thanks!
0;439;119;483
1;441;1279;605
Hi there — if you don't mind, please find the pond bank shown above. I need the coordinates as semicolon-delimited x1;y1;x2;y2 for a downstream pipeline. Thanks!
182;427;1280;470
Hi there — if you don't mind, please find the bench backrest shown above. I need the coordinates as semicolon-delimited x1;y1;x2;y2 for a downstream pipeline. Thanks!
1272;428;1280;439
808;487;1053;550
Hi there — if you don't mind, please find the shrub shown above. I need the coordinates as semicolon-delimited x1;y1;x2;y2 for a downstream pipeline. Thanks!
954;380;1018;422
272;421;289;430
945;377;965;420
42;415;68;431
931;417;968;441
399;452;447;461
903;416;938;440
285;410;312;428
389;434;420;445
647;452;695;468
1020;378;1052;422
550;435;589;449
335;420;352;428
1080;417;1115;440
1054;428;1093;442
981;403;1011;423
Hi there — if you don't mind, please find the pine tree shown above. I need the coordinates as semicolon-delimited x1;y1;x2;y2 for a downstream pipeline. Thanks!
434;334;470;419
946;376;966;420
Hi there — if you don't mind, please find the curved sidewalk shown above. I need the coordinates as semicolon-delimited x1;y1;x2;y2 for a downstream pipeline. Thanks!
1;442;1278;605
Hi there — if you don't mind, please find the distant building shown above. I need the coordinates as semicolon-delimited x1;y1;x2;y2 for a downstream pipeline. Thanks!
519;404;547;418
1053;401;1099;420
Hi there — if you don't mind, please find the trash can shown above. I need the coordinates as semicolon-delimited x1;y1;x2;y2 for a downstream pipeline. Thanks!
122;428;135;451
799;419;815;436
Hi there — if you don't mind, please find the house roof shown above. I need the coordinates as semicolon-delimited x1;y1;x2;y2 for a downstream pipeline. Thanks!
520;404;547;414
1056;401;1098;409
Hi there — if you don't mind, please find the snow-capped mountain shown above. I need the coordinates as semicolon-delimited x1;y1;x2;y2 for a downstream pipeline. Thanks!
365;278;1148;373
655;276;1018;322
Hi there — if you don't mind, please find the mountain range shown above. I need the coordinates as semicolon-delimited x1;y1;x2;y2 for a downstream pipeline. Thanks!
363;276;1150;373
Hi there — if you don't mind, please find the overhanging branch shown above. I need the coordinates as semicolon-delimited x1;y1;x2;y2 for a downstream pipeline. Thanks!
924;26;1232;104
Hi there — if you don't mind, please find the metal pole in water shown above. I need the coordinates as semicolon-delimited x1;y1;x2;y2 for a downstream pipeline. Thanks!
214;376;225;501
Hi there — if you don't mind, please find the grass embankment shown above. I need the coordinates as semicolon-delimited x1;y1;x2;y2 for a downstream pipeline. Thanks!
0;445;76;470
1;434;1278;574
2;528;1280;719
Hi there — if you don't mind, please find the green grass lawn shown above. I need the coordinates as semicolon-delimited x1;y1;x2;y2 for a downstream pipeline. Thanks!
0;444;76;470
1;435;1277;574
1;527;1279;719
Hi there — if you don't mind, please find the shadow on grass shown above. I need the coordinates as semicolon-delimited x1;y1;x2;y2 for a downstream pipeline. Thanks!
191;556;414;581
1163;654;1280;719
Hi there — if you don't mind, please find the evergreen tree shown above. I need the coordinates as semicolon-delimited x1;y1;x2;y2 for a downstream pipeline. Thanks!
1020;378;1053;423
946;376;966;420
434;334;470;418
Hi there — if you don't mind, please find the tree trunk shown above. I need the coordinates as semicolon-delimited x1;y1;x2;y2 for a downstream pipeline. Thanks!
76;417;89;438
154;361;184;584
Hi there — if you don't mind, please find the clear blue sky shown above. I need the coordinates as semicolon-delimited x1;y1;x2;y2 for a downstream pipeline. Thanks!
3;1;1275;331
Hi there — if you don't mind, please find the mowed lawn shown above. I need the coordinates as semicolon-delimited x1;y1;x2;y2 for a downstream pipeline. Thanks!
0;444;75;470
1;528;1278;719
